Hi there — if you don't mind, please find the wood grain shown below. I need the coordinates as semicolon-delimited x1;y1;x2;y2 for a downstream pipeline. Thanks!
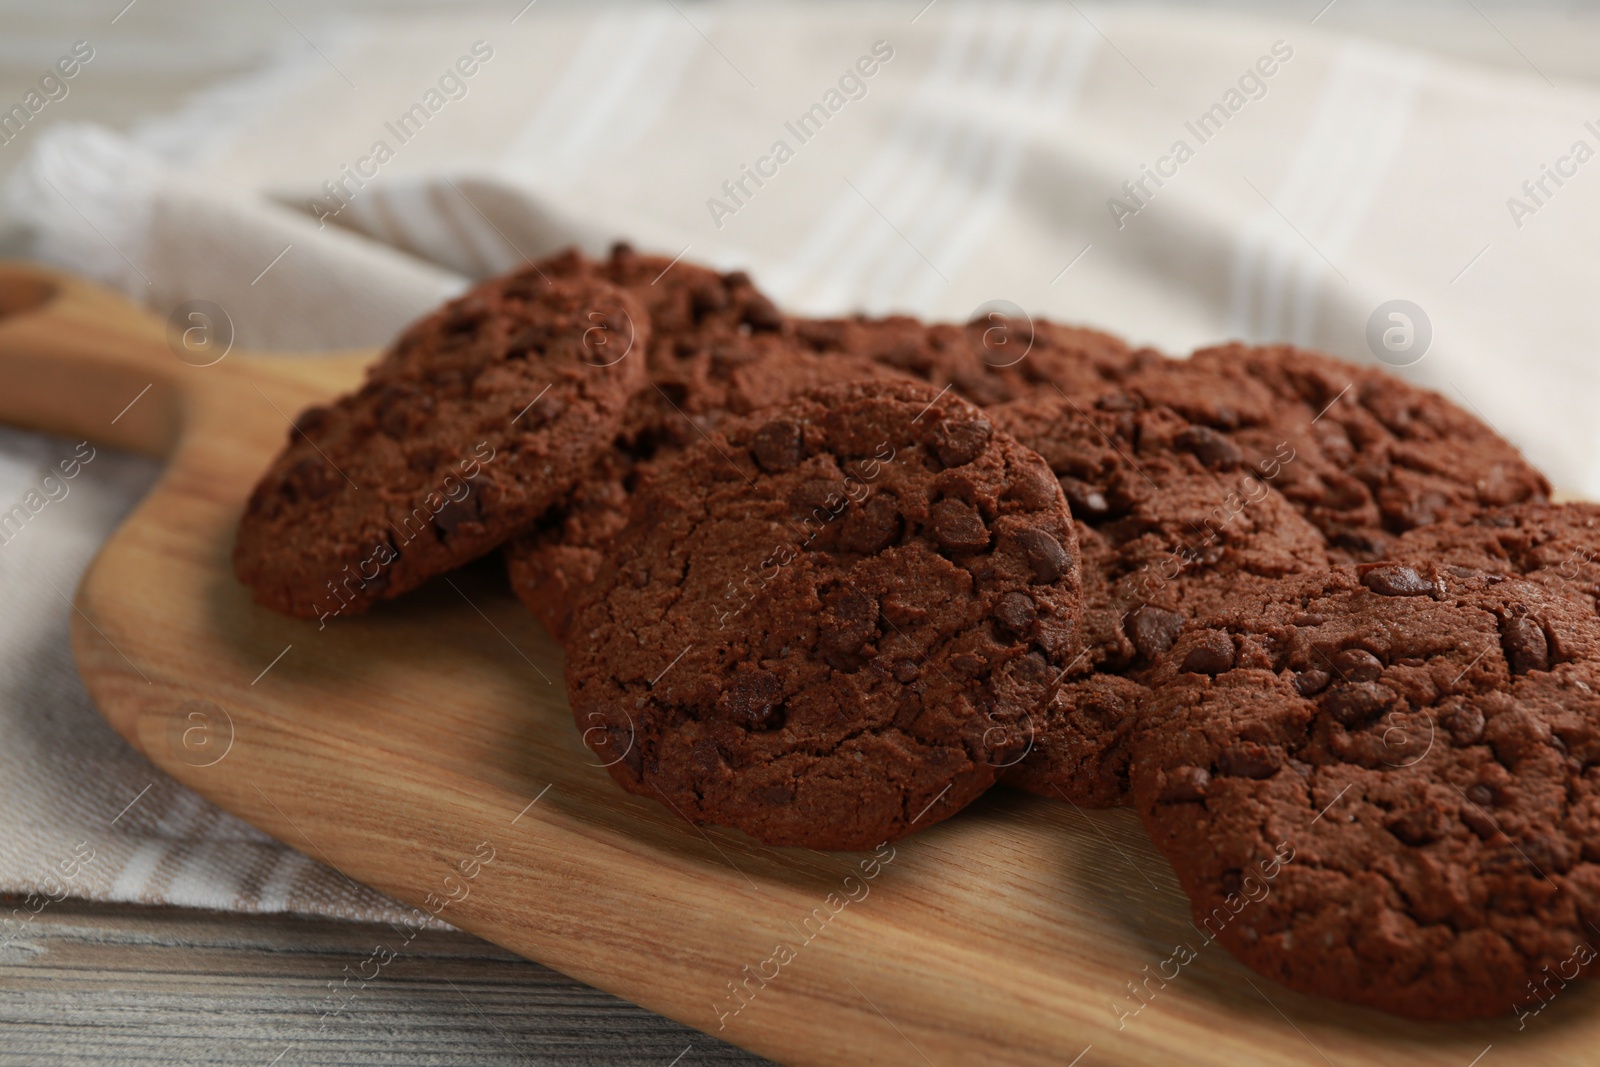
0;900;765;1066
5;260;1600;1066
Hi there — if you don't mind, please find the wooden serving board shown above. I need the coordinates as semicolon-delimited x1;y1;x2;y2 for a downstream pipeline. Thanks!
4;260;1598;1066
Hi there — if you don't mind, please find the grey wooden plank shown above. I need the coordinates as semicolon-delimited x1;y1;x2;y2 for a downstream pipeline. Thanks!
0;901;769;1067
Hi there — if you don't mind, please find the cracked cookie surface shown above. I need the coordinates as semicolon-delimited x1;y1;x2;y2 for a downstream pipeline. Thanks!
564;380;1083;849
1130;565;1600;1019
1120;344;1550;559
1391;502;1600;608
504;246;909;640
234;273;646;619
793;313;1139;408
991;392;1331;806
994;345;1551;809
508;255;1142;640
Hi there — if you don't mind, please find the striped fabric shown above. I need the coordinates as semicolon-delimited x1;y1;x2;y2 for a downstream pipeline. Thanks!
2;2;1598;919
1227;45;1429;345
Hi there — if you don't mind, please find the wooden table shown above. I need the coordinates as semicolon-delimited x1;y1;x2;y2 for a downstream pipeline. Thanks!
5;3;1600;1064
0;899;765;1065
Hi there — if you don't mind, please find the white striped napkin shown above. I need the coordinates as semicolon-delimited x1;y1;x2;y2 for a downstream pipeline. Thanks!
3;1;1599;919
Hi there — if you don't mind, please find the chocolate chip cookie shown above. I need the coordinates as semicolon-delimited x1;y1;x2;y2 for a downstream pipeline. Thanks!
793;314;1138;408
1131;565;1600;1019
564;380;1084;849
1121;344;1549;558
504;247;924;639
505;348;912;639
234;274;647;619
990;392;1330;806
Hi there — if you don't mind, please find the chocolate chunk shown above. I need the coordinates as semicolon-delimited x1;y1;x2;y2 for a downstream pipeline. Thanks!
1320;682;1399;726
1127;606;1185;660
1095;392;1140;412
1293;669;1331;697
994;592;1038;636
1059;477;1110;520
720;671;785;730
1216;743;1280;779
1004;463;1058;510
692;737;725;774
690;281;730;317
950;652;985;677
741;293;784;331
1443;703;1486;745
793;319;846;350
819;592;878;669
1008;650;1055;689
1175;425;1244;469
789;480;844;525
1362;564;1435;597
432;491;482;537
930;498;990;553
1332;648;1384;683
1013;527;1072;583
1502;615;1550;675
751;419;804;472
928;412;993;468
838;495;903;554
1181;631;1236;675
1386;808;1442;846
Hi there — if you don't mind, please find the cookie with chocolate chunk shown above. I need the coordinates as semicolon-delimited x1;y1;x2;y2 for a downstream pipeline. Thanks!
1131;565;1600;1020
564;380;1084;849
1391;502;1600;608
991;393;1330;806
506;347;913;639
234;273;646;619
1121;344;1549;558
503;246;919;639
529;243;801;450
793;314;1138;407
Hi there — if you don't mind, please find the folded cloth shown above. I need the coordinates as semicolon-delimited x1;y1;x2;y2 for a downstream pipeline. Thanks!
2;2;1597;920
0;427;434;926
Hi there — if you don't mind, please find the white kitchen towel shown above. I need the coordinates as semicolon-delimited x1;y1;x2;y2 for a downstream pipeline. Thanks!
2;2;1598;920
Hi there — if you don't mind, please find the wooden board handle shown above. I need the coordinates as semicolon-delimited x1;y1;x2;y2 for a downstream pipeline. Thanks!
0;261;200;456
0;260;385;459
